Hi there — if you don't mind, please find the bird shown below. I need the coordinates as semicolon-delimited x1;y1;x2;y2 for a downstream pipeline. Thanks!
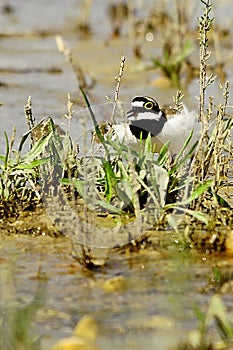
109;96;201;155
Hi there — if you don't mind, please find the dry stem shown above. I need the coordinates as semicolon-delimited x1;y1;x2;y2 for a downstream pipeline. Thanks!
24;96;36;146
111;55;125;123
55;35;87;90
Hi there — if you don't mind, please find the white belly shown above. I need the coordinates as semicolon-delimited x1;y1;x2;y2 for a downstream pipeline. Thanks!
112;106;201;154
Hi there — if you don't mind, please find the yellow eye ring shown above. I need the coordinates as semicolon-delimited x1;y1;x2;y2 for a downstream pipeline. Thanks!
144;101;154;109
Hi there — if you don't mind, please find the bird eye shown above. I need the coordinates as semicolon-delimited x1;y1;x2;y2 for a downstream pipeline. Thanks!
144;101;154;109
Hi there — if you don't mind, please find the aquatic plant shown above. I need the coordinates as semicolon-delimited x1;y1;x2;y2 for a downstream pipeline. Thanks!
134;0;196;86
152;40;193;86
0;119;50;218
0;268;46;350
175;295;233;350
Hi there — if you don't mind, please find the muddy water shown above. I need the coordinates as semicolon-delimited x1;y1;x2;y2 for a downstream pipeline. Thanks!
1;233;233;349
1;1;233;148
0;1;233;349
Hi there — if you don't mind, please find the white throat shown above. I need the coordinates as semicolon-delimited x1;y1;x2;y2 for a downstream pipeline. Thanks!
128;110;163;122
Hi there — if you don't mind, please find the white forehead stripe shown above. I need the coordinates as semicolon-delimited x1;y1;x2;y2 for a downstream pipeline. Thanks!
128;111;163;121
132;101;144;108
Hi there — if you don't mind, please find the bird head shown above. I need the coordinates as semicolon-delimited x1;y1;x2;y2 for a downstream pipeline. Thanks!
126;96;167;140
127;96;161;119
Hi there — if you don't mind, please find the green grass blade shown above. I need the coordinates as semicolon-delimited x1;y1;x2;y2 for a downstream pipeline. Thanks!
60;178;86;198
103;160;117;201
174;129;194;162
168;140;198;175
0;155;6;163
72;178;85;198
164;204;210;225
214;193;231;208
21;133;52;162
16;157;50;169
4;131;9;169
95;199;123;214
79;86;108;152
188;180;213;202
157;140;170;165
185;209;210;225
18;118;46;152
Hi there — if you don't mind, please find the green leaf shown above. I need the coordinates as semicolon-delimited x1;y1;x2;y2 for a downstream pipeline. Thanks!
188;180;213;202
60;178;86;198
4;131;9;169
157;141;170;165
60;178;71;185
0;155;6;163
144;133;152;153
95;199;122;214
152;58;164;69
214;193;231;208
103;160;117;201
185;209;210;225
79;87;108;153
164;204;210;225
16;157;50;169
72;178;85;198
117;179;133;202
169;140;198;175
174;129;194;162
193;304;206;324
18;118;46;152
21;133;52;162
166;180;212;207
212;267;221;283
166;213;180;233
207;295;233;340
174;40;193;65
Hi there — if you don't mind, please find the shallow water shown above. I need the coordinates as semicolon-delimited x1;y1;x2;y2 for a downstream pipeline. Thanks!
1;234;233;349
0;0;233;149
0;1;233;349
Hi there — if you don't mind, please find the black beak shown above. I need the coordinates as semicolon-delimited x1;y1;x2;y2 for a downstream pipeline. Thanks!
126;108;136;119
